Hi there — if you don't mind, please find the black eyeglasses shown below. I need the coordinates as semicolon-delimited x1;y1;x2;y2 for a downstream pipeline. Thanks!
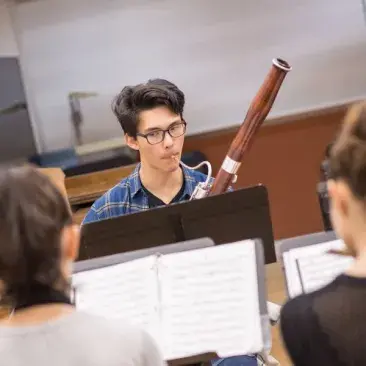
136;121;187;145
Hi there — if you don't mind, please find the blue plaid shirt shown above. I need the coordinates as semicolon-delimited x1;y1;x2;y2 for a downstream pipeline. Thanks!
82;163;214;224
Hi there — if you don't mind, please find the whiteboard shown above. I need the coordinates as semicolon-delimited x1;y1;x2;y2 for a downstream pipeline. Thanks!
9;0;366;152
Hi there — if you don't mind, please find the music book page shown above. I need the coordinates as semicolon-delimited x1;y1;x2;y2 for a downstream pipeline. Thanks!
158;240;263;360
72;256;160;341
284;239;353;298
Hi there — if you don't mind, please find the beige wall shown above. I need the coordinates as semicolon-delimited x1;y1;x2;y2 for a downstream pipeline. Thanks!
184;105;347;240
0;0;18;56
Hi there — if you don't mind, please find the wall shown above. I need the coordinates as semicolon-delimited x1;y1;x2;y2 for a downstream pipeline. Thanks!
9;0;366;152
184;104;348;240
0;0;18;56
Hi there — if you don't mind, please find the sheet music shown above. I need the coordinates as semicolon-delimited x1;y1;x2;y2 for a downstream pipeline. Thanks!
158;240;263;360
284;239;353;297
72;256;160;341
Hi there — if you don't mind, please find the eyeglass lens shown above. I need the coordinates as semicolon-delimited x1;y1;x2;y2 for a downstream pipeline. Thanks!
147;123;185;144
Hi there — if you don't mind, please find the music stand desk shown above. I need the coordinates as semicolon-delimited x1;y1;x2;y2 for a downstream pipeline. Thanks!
73;238;217;365
275;230;338;297
80;185;275;264
275;230;338;266
74;237;215;272
167;352;219;366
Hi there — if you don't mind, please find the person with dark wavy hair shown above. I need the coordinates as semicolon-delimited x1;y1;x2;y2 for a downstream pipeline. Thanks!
82;78;216;223
317;141;334;231
280;101;366;365
0;166;165;366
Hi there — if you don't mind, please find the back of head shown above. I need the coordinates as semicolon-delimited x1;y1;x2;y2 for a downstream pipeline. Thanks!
328;101;366;201
0;166;72;308
111;78;185;138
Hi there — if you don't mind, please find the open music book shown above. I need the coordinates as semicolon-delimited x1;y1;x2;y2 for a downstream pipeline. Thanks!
72;239;270;361
283;239;354;298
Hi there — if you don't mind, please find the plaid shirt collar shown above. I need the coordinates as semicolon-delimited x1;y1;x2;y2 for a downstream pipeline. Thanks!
128;163;198;199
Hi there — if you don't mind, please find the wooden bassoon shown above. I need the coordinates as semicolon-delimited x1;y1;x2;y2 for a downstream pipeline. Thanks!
186;58;292;200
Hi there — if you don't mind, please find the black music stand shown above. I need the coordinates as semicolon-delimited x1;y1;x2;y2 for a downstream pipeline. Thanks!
167;352;219;366
80;184;276;264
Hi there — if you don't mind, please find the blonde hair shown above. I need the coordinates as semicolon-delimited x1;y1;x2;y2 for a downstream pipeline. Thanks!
329;101;366;200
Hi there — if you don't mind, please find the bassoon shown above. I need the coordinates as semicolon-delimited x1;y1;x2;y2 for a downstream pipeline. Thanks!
184;58;292;200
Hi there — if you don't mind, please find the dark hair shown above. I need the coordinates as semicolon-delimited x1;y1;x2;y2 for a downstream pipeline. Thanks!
0;166;72;307
111;78;185;138
325;142;334;159
329;101;366;200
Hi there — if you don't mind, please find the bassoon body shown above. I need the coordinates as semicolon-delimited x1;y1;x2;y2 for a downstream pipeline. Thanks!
187;58;292;200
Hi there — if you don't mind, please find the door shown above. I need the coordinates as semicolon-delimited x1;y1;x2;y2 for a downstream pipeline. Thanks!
0;57;36;163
